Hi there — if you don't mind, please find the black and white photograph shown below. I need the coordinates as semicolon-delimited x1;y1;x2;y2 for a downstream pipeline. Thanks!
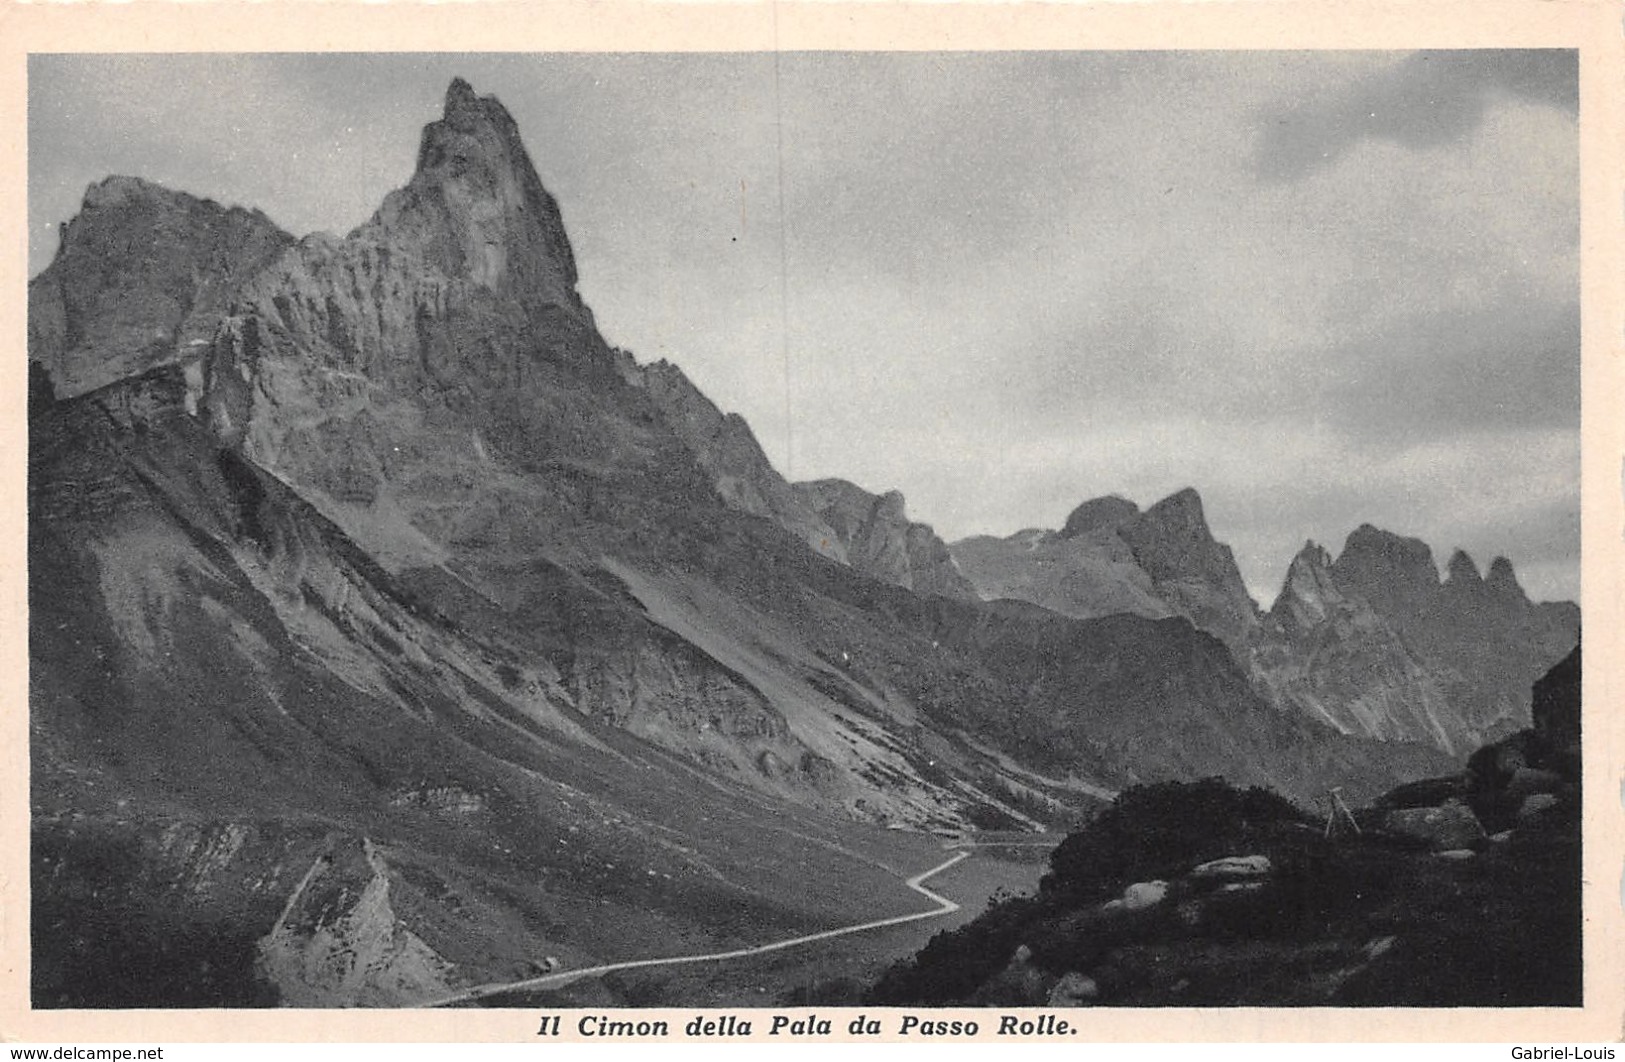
15;36;1603;1029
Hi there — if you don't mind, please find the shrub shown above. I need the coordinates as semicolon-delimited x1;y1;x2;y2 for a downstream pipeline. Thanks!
865;894;1039;1005
1041;778;1308;901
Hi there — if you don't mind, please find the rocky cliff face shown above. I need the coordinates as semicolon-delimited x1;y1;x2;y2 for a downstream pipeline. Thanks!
633;360;846;562
951;488;1257;644
952;499;1577;757
1531;643;1580;766
1250;541;1460;749
1117;489;1261;653
198;81;642;544
228;79;599;401
255;838;457;1007
793;479;978;600
29;177;294;398
1308;528;1577;752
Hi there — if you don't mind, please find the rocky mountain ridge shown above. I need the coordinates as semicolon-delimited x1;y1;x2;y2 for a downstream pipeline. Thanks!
28;176;294;398
951;493;1578;756
791;478;978;599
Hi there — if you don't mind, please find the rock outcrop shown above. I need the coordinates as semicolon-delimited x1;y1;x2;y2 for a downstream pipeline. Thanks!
255;839;457;1007
1381;802;1485;851
634;360;845;562
29;176;294;398
871;770;1581;1008
1117;489;1261;653
793;479;978;599
1531;643;1581;768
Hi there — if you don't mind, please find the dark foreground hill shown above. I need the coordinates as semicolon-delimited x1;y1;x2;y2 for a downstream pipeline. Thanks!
32;79;1464;1006
864;649;1582;1007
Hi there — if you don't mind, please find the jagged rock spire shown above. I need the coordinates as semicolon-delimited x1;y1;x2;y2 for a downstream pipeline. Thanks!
1268;539;1340;628
1445;548;1483;586
368;78;581;306
1485;556;1531;604
443;76;480;117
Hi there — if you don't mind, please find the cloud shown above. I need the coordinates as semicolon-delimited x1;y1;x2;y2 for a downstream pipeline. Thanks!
1253;50;1577;180
1321;296;1579;445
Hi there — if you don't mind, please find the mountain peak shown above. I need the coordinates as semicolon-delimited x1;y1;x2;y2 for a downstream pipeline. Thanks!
433;77;516;138
81;174;166;210
793;479;977;599
1119;486;1260;646
1337;524;1438;585
1445;548;1482;585
364;77;581;305
1139;487;1210;539
1060;494;1141;539
444;77;480;116
75;175;275;230
1292;539;1333;570
1268;539;1341;627
413;78;524;179
1486;556;1527;600
1158;485;1204;512
29;174;294;398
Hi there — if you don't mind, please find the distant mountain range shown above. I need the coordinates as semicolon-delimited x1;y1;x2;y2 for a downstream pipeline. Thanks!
27;79;1568;1007
950;492;1577;756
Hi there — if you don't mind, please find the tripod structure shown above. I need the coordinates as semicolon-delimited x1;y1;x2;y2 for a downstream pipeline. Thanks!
1324;785;1362;838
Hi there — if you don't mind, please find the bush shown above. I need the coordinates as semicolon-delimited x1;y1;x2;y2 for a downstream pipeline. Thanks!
1042;778;1308;901
865;894;1040;1005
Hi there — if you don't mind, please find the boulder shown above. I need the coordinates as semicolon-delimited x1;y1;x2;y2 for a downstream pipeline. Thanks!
1517;793;1560;822
1376;775;1465;810
1382;802;1484;851
1530;644;1580;765
1363;935;1397;960
967;943;1049;1006
1466;731;1535;790
1505;767;1564;801
1047;972;1100;1006
1435;848;1476;860
1191;854;1272;880
1121;880;1169;911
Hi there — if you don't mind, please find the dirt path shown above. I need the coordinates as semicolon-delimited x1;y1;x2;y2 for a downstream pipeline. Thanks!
425;848;975;1007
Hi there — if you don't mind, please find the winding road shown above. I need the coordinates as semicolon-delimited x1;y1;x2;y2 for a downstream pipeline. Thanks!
426;839;1042;1007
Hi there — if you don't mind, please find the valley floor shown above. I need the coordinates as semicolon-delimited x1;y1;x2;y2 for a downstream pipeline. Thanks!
460;840;1054;1008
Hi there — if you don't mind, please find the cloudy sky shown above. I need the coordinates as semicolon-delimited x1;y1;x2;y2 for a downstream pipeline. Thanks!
28;52;1580;604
